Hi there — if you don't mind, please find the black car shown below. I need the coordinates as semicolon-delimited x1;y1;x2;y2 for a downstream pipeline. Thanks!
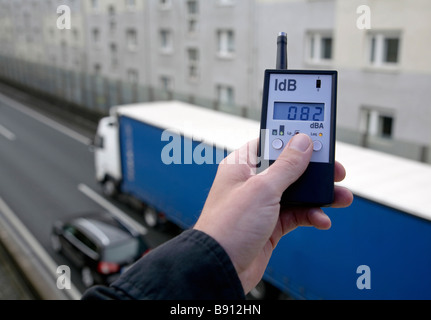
51;211;150;288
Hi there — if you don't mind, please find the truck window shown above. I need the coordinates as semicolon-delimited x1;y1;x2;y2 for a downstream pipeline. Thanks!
94;134;104;149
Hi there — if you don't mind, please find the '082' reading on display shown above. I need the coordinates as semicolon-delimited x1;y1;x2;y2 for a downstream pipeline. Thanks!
273;102;324;121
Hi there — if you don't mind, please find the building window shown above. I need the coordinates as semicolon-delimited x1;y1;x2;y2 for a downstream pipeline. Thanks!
126;29;137;51
217;30;235;57
125;0;136;10
159;0;172;10
187;48;199;81
188;48;199;62
160;29;173;53
109;21;116;35
369;33;401;67
73;29;79;42
360;108;395;140
187;19;198;34
61;41;67;63
306;31;333;64
49;27;55;39
108;5;116;16
127;69;139;84
74;54;80;68
379;116;394;138
92;28;100;47
160;76;173;91
217;85;235;108
94;63;101;75
91;0;99;10
187;0;198;14
320;37;333;60
110;43;118;69
108;5;116;34
186;0;199;34
159;76;173;100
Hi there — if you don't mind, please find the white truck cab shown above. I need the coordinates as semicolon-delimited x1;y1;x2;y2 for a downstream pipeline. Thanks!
94;116;122;196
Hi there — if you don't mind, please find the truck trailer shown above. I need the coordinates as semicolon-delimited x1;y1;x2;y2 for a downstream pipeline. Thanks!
94;100;431;299
94;101;259;229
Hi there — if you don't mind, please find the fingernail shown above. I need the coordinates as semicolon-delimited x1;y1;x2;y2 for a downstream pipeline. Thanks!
288;134;311;152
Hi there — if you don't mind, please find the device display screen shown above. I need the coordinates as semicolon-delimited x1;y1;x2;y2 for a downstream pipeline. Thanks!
273;102;324;121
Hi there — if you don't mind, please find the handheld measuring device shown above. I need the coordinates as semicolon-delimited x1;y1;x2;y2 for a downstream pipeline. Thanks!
258;32;338;206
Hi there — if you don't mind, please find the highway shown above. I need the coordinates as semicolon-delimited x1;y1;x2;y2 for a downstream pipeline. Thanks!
0;84;175;298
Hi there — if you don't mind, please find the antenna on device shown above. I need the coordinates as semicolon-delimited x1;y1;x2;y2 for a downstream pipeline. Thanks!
276;32;288;70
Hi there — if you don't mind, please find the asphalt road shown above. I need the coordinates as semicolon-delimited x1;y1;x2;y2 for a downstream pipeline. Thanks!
0;84;175;298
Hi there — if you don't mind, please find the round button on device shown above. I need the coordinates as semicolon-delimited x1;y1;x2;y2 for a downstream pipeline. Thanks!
313;140;323;152
272;139;284;150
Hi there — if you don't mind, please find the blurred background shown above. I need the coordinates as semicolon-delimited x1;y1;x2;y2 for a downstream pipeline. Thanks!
1;0;430;162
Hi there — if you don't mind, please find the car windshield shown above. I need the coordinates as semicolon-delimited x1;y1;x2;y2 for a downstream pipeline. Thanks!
103;238;140;263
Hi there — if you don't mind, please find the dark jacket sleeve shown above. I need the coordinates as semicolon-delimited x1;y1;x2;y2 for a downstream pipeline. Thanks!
81;229;245;300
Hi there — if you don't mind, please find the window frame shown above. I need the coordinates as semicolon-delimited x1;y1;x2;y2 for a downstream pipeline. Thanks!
360;107;396;140
126;28;138;52
160;29;173;54
305;30;334;66
216;29;235;59
367;31;402;70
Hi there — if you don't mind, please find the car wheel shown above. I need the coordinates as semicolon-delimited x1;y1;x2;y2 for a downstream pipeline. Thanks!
143;206;159;229
81;266;94;288
102;179;117;198
247;280;267;300
50;234;62;253
247;280;279;300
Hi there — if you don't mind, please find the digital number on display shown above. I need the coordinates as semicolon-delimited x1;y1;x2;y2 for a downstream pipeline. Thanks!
273;102;324;121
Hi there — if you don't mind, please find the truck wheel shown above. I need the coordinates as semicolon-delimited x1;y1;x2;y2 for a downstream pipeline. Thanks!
81;266;94;288
143;206;159;229
102;179;117;198
247;280;267;300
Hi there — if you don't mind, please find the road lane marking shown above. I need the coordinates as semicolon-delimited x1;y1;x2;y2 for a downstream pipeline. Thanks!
0;92;92;145
77;184;148;235
0;124;16;141
0;196;82;300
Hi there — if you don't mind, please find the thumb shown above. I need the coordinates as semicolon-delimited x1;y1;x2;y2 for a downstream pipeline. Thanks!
263;134;313;194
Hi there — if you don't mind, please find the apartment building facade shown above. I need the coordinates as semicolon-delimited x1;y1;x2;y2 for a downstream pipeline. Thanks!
0;0;430;162
334;0;431;162
254;0;431;162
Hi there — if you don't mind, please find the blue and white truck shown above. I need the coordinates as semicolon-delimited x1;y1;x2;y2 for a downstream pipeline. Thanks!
94;101;259;229
94;100;431;300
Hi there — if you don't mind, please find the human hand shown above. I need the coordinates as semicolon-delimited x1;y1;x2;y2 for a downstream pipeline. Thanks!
193;134;353;294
